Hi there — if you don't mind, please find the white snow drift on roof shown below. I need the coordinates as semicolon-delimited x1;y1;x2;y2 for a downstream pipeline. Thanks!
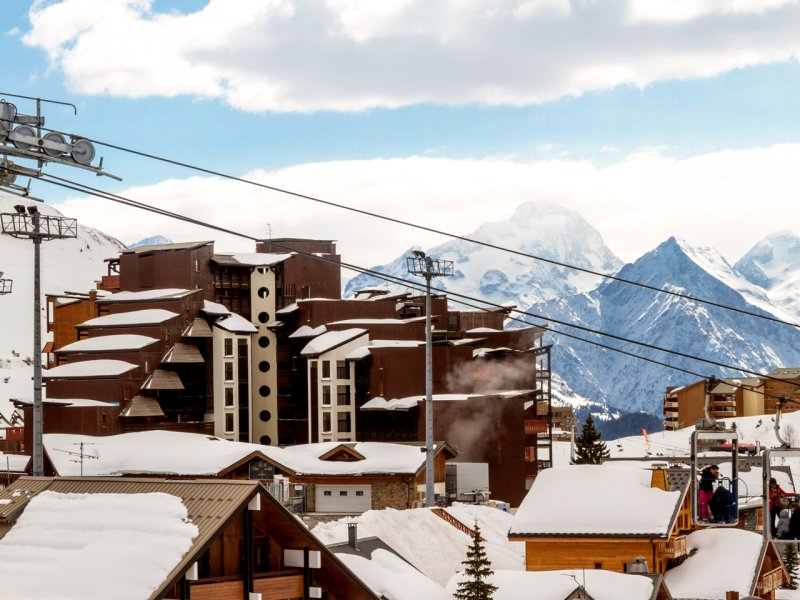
0;491;198;600
44;360;139;379
338;549;452;600
80;309;179;327
202;300;230;316
230;252;293;266
43;431;280;477
447;569;655;600
314;504;523;586
300;328;368;356
0;453;29;472
360;397;420;411
664;528;763;599
510;464;681;536
58;335;159;353
280;442;430;475
346;339;424;360
275;302;298;315
102;288;191;302
15;397;116;408
214;313;258;333
465;327;502;333
289;324;327;339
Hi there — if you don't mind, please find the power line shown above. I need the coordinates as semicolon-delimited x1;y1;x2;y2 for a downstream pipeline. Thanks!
33;173;789;397
2;113;798;332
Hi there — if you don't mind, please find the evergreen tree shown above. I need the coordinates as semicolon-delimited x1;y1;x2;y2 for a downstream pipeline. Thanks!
572;413;610;464
454;521;498;600
783;543;799;590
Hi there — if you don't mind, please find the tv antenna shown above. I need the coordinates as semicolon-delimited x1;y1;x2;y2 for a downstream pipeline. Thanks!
52;441;99;476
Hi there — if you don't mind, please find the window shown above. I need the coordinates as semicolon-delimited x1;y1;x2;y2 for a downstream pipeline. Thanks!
322;412;331;433
321;385;331;406
100;415;108;430
224;387;234;408
339;491;347;496
225;413;235;434
224;362;234;381
321;360;331;379
337;411;352;433
224;338;233;357
337;360;350;379
323;491;332;496
594;563;602;570
337;385;351;406
355;490;364;497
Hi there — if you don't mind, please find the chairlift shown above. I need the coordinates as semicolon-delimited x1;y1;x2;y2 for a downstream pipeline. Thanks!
762;396;800;544
690;376;740;527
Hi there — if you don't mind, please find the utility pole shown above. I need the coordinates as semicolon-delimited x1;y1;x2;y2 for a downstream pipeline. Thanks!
406;249;454;507
0;92;117;476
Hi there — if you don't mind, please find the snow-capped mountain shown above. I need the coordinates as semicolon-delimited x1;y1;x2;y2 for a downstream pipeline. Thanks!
346;201;622;308
532;236;800;414
0;195;125;417
735;231;800;319
128;235;173;248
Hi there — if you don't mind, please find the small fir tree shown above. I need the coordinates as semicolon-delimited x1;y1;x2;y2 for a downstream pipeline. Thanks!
454;521;498;600
783;543;799;590
572;413;610;465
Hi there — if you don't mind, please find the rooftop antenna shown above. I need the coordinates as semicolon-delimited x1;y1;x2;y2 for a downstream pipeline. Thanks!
0;92;120;477
53;442;98;477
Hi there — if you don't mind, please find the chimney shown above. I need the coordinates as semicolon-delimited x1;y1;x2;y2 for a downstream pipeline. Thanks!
624;556;649;574
347;522;358;550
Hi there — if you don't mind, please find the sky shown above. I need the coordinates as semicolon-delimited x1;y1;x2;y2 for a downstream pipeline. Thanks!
4;0;800;270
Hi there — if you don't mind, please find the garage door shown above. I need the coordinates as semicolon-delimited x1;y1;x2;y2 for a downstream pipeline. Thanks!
315;485;371;513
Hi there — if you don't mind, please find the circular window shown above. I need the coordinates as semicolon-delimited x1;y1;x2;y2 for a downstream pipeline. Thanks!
259;385;271;397
258;336;270;348
257;287;269;299
259;409;271;422
258;311;269;324
258;361;270;372
260;435;272;445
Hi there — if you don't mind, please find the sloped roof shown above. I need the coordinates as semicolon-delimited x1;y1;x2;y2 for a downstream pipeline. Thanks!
57;335;159;353
162;343;204;364
509;465;684;538
182;318;213;338
214;313;258;333
300;329;368;357
122;241;213;254
141;369;184;390
120;396;165;418
79;309;179;327
44;360;139;379
98;288;195;303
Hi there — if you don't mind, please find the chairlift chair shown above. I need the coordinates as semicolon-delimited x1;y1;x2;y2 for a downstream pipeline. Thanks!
691;429;740;527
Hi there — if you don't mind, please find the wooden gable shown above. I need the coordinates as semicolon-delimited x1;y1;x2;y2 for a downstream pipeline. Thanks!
319;444;366;462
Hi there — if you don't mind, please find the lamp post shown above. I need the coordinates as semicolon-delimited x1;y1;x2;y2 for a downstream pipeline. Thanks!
406;250;454;507
0;205;77;475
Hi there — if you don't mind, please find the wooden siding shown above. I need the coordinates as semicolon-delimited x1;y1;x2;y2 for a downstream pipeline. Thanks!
189;573;303;600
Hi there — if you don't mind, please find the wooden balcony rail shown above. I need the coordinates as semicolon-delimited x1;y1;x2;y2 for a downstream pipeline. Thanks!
757;565;785;594
525;419;548;435
431;508;481;540
655;535;687;558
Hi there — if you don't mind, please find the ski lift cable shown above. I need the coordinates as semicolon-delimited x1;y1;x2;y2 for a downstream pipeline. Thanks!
32;173;799;400
4;112;800;332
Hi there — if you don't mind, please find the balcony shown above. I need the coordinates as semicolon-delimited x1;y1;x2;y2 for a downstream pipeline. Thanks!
189;571;304;600
757;566;785;595
656;534;687;558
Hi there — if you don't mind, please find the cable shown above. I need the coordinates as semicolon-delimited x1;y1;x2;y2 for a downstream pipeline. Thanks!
2;114;799;332
34;172;791;399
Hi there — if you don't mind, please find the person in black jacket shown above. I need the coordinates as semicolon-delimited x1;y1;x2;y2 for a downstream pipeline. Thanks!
698;464;719;520
787;502;800;539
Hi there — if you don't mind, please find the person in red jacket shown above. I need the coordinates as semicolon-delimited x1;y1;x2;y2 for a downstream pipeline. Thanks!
769;478;793;536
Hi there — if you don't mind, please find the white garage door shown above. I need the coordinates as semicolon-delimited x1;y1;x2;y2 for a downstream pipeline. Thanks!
315;485;372;513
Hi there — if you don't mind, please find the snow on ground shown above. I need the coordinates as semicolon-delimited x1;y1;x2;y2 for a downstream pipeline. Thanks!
0;490;198;600
664;528;763;599
446;569;656;600
312;504;523;586
510;464;680;536
337;549;452;600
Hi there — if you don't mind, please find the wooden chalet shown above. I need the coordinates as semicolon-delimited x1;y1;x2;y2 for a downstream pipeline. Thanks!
0;476;380;600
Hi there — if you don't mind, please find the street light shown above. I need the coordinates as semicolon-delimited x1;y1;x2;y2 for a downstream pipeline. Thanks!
406;249;454;507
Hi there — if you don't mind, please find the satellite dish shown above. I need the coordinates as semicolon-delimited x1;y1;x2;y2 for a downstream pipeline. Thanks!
42;132;67;157
71;138;95;165
11;125;35;151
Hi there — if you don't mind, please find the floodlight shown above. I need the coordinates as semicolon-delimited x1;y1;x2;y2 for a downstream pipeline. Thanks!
26;205;38;215
13;204;25;214
412;250;426;259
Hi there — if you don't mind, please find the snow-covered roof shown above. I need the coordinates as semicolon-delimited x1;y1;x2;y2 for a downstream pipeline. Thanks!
79;309;179;327
0;490;198;600
361;397;420;411
329;317;425;325
229;252;294;266
473;346;514;358
447;570;658;600
57;335;159;353
44;360;139;379
345;340;424;360
314;503;523;587
465;327;502;334
13;397;117;408
100;288;193;302
275;303;298;315
44;431;280;477
362;391;535;411
214;313;258;333
509;465;683;537
289;324;327;339
300;328;368;356
0;453;29;472
202;300;230;316
280;441;443;476
664;529;765;599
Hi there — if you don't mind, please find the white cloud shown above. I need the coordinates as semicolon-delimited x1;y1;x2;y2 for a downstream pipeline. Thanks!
21;0;800;112
53;144;800;273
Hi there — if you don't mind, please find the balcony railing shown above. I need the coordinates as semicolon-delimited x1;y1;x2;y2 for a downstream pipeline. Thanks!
757;566;784;594
656;535;687;558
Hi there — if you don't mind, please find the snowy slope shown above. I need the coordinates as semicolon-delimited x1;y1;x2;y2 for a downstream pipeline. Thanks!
736;231;800;319
128;235;173;248
0;194;125;419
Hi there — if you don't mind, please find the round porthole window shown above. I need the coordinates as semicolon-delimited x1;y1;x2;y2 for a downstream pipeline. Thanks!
257;287;269;299
258;336;270;348
258;311;269;324
260;435;271;445
259;386;270;397
259;409;271;422
258;361;270;372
